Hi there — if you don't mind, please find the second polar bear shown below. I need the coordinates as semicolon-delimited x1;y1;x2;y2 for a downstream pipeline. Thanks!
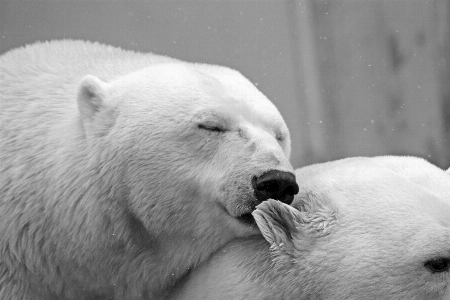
0;40;298;299
171;156;450;300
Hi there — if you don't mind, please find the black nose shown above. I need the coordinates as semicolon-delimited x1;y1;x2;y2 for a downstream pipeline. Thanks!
252;170;299;205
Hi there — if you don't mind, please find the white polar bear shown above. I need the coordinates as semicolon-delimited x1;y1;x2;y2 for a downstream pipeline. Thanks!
171;156;450;300
0;40;298;299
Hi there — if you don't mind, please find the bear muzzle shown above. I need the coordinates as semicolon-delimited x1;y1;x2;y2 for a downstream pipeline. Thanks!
252;170;299;205
236;170;298;225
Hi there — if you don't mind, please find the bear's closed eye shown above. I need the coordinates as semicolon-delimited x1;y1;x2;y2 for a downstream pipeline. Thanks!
198;123;226;133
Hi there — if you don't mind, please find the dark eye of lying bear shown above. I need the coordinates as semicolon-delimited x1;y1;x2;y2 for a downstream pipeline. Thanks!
198;123;225;133
424;258;450;273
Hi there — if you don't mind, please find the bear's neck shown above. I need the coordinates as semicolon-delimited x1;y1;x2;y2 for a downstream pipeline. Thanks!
100;210;214;299
183;237;308;300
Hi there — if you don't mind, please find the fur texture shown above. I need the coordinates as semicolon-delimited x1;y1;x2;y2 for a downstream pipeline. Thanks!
171;156;450;300
0;40;295;299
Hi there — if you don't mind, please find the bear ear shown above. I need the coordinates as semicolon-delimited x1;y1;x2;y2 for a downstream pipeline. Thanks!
253;195;338;266
77;75;109;121
252;199;306;264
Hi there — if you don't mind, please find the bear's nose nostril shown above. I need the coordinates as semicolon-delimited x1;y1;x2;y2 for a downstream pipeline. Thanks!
252;170;299;205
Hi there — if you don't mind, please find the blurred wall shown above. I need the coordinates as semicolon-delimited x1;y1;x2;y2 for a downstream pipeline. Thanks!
1;0;449;168
298;0;450;168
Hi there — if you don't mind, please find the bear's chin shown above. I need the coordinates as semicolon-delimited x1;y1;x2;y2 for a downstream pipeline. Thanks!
218;203;257;226
236;213;256;225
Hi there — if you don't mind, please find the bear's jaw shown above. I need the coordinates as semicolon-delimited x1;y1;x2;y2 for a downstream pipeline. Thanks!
237;212;256;225
218;203;258;228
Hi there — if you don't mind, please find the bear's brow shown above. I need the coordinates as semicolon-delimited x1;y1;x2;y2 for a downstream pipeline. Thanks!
193;110;231;123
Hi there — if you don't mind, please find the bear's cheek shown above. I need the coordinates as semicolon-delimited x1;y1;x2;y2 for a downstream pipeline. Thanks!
219;178;257;210
166;132;254;215
194;141;258;207
318;233;439;299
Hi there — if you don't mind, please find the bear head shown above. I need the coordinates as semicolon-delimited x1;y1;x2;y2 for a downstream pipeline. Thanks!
254;156;450;300
75;62;299;277
169;156;450;300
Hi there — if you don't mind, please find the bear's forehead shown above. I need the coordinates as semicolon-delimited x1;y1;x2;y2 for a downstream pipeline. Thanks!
343;171;449;217
298;162;450;227
124;63;281;115
111;62;284;121
182;64;287;129
195;66;279;112
329;175;450;256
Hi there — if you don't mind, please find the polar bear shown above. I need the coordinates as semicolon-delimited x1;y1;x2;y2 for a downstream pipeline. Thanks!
170;156;450;300
0;40;298;299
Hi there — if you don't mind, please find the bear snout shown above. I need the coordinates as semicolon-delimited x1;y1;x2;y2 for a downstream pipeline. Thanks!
252;170;299;205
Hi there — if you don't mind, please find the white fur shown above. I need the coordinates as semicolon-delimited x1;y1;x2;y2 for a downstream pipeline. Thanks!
0;40;294;299
171;156;450;300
